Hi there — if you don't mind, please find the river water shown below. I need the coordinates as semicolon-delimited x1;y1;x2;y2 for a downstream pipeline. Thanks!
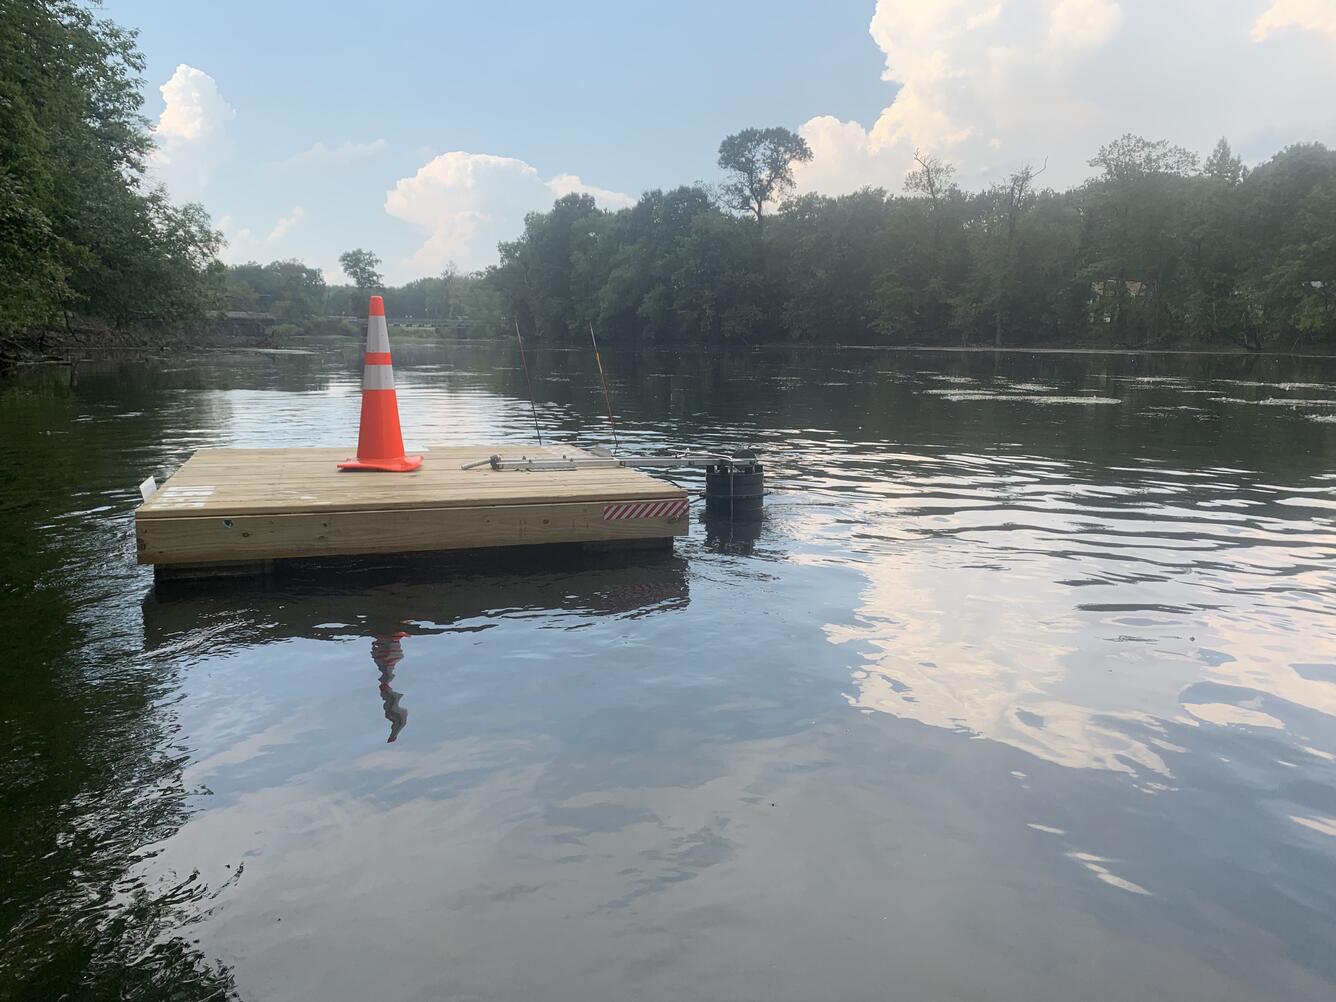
2;340;1336;1001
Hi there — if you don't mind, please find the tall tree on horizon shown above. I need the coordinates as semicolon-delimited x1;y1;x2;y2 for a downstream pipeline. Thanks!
1204;137;1246;185
717;127;813;226
338;248;384;290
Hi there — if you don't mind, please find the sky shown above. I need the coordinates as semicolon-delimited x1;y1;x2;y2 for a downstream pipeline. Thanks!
105;0;1336;285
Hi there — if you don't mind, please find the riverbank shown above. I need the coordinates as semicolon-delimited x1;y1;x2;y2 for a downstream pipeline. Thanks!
828;341;1336;359
0;317;349;373
0;321;222;372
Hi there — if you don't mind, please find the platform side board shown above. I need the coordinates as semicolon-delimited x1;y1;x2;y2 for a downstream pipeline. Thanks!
136;500;688;564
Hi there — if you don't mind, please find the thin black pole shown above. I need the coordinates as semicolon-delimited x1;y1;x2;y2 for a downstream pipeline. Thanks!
514;318;542;446
589;321;619;453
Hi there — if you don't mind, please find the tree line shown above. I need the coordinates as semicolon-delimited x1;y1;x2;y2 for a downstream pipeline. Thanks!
220;250;501;331
3;3;1332;353
488;129;1336;352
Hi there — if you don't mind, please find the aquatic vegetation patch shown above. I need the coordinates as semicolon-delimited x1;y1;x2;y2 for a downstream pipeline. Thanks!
924;389;1120;405
1215;379;1336;391
1216;396;1336;410
1254;397;1336;408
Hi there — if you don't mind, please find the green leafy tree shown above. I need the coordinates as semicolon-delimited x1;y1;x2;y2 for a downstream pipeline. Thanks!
598;186;716;339
445;270;504;331
338;248;384;289
425;269;453;318
266;260;326;322
717;127;813;224
881;151;970;342
1235;143;1336;350
0;1;222;335
1082;135;1200;344
1180;139;1248;345
223;260;323;322
956;161;1047;346
904;150;957;207
493;194;606;338
772;189;891;342
1203;137;1246;185
670;210;764;343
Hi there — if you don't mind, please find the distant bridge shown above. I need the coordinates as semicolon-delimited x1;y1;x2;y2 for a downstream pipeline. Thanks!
214;311;478;329
215;310;277;322
325;315;475;329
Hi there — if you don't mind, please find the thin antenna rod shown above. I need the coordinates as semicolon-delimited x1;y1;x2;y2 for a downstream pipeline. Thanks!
589;321;619;453
514;318;542;446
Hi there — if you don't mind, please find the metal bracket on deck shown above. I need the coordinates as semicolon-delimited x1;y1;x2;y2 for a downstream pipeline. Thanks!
461;452;749;473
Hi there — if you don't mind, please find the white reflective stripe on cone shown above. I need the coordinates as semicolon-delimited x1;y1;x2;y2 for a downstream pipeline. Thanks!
363;364;396;390
364;315;391;353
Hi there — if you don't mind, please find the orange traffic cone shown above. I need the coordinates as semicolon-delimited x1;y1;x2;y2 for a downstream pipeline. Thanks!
338;296;423;472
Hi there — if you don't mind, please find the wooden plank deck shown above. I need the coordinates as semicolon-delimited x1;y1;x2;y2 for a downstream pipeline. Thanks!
136;444;689;567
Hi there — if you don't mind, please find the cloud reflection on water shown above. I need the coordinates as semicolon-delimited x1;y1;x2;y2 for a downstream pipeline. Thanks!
827;449;1336;779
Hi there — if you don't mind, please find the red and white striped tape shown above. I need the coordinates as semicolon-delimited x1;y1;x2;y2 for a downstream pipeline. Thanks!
603;498;689;521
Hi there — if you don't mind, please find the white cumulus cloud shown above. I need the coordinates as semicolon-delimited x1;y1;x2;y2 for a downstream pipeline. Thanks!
219;208;307;263
546;173;637;208
794;0;1336;196
218;216;253;244
276;139;389;169
267;206;304;242
149;64;234;200
1048;0;1123;49
217;216;255;264
385;152;634;273
1253;0;1336;40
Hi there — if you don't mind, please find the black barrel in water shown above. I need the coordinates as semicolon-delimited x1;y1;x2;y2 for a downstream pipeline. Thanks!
705;451;764;520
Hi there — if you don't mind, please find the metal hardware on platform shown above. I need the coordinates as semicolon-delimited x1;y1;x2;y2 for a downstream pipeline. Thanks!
461;452;741;473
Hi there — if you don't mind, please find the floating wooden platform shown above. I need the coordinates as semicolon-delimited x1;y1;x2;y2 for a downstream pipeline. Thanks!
135;444;688;572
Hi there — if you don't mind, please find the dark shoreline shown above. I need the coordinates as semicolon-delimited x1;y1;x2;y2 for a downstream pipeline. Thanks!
0;322;270;372
7;325;1336;374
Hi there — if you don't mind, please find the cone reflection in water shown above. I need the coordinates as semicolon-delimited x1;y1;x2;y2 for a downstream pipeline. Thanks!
372;634;408;743
338;295;423;472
